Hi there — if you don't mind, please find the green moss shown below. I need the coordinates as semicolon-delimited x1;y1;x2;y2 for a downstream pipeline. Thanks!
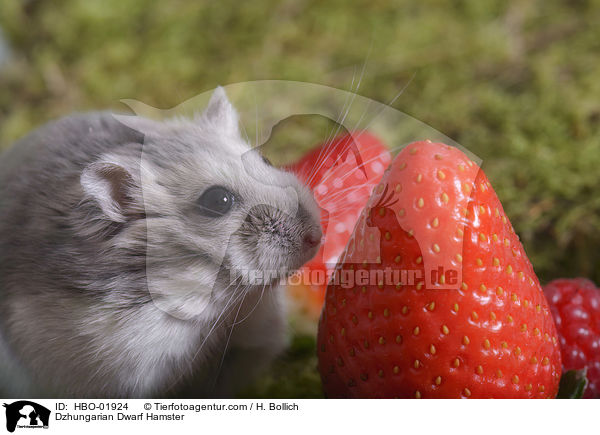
238;334;323;399
1;0;599;398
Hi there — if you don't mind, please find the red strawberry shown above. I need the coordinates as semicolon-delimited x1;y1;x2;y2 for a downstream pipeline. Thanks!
317;140;562;398
287;132;391;317
544;278;600;398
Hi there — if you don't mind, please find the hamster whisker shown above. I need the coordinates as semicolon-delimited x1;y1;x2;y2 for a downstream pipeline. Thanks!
163;278;246;394
189;278;247;360
310;143;407;197
238;110;252;146
335;40;373;145
325;55;368;151
211;285;251;391
353;73;415;139
329;62;366;145
312;150;390;187
304;67;361;187
305;74;413;190
254;93;260;148
306;52;370;188
231;282;267;328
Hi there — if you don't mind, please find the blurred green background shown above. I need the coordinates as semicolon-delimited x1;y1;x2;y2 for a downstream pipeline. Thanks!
1;0;599;397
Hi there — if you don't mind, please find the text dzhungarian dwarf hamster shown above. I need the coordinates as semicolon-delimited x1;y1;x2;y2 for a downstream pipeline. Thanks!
0;87;322;398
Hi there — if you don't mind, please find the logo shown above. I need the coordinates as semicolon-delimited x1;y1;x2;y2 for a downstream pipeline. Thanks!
3;402;50;433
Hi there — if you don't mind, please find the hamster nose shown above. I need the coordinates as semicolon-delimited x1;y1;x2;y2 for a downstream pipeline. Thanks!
303;228;322;250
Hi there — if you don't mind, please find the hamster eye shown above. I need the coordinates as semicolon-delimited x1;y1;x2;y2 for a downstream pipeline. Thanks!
197;186;235;217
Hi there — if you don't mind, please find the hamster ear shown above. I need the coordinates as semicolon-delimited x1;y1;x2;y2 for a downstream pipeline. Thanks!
203;86;240;135
81;161;136;222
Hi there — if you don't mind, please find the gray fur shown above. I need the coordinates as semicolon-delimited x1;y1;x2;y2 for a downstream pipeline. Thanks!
0;88;322;398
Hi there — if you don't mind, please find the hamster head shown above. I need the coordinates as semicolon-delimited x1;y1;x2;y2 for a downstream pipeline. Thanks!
80;88;322;319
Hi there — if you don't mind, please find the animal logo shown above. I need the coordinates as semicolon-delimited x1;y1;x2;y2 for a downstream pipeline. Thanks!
3;401;50;433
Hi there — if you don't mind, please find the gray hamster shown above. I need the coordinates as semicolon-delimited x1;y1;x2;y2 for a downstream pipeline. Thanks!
0;87;322;398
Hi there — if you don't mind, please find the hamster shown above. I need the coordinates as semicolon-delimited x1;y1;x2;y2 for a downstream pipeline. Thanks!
0;87;322;398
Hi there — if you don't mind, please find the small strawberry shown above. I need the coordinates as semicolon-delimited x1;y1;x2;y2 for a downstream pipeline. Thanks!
544;278;600;398
317;140;562;398
287;132;391;317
